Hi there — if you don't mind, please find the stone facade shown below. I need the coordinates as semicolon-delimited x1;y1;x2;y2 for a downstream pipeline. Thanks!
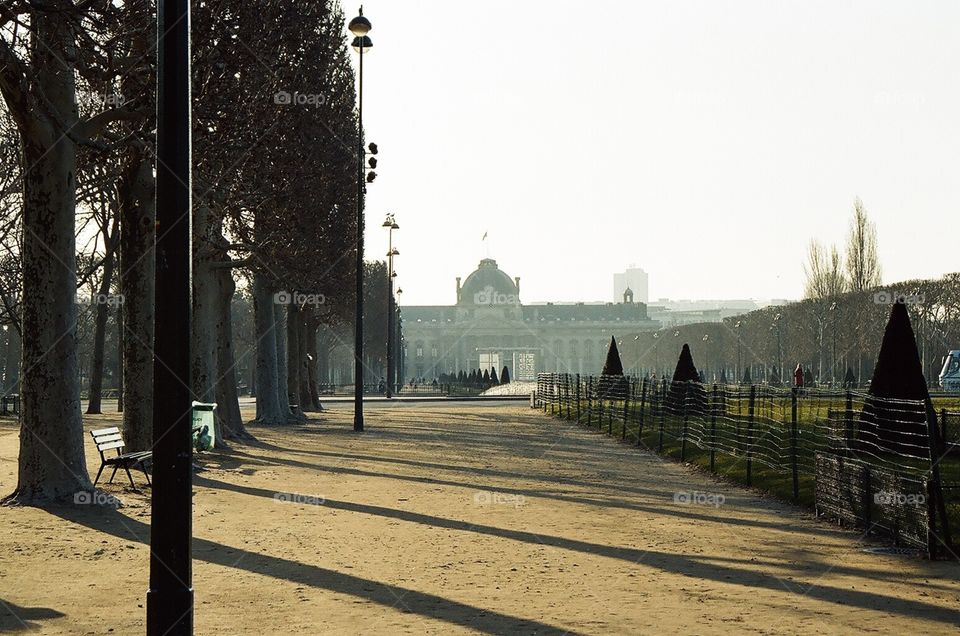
402;259;659;381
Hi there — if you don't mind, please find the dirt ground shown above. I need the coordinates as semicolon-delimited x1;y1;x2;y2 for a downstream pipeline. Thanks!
1;402;958;635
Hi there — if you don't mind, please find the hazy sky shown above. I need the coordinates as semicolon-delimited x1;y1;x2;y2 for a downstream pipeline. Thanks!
352;1;960;306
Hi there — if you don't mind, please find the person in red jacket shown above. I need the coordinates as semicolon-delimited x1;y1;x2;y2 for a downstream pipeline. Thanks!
794;363;804;388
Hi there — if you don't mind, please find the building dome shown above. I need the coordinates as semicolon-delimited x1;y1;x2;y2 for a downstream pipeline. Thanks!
459;258;519;306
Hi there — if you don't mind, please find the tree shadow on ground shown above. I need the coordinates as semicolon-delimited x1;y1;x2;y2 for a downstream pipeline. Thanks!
240;436;668;499
191;476;960;627
48;505;576;635
217;445;842;538
0;598;65;632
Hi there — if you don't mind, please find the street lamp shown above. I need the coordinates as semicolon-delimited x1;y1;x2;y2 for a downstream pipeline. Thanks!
829;302;838;386
772;312;783;384
702;334;710;382
653;332;660;377
383;213;399;397
350;7;373;431
735;320;743;384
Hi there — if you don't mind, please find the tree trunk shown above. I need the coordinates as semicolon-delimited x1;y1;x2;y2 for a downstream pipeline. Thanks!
285;301;299;410
116;303;124;412
214;266;249;441
6;12;90;503
275;300;294;421
1;328;17;393
191;203;217;412
305;314;322;410
118;145;155;451
297;311;311;412
253;274;285;425
85;219;118;415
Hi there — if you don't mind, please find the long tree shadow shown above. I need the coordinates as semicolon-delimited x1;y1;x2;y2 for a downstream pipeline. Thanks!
49;505;576;635
190;476;960;626
0;598;65;632
241;437;668;499
218;446;843;538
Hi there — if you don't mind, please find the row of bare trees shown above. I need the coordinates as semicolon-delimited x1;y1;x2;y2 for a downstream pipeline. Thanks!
622;274;960;387
804;197;883;299
0;0;366;504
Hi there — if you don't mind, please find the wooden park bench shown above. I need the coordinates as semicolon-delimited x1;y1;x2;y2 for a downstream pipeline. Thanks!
90;427;152;488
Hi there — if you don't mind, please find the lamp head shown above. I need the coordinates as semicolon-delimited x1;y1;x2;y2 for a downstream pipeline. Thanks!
351;35;373;53
348;9;372;36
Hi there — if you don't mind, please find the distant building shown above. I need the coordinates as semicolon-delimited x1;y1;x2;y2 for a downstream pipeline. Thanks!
402;258;659;381
646;299;761;327
613;266;649;304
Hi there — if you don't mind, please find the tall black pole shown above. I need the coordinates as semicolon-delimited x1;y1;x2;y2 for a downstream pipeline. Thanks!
147;0;193;633
385;226;394;398
353;39;365;431
386;272;394;398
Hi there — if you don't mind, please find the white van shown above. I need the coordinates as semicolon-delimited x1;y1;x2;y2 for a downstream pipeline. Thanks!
939;351;960;392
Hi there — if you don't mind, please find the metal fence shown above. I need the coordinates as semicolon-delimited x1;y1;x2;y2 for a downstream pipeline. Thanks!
535;373;955;558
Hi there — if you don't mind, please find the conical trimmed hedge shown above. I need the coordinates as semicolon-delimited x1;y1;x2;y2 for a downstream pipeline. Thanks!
859;302;932;455
669;344;706;414
596;336;626;398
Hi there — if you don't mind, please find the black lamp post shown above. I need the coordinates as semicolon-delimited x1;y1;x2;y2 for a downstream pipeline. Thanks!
395;290;403;391
349;7;372;431
147;0;193;633
382;214;399;397
653;332;660;377
772;312;783;383
702;334;710;382
735;320;743;383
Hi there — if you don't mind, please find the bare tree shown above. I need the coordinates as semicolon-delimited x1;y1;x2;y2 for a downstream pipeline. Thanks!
845;197;882;292
803;239;847;299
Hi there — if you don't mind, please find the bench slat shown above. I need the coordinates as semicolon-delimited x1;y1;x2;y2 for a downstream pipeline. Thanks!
93;433;123;445
91;427;121;437
97;440;126;452
104;452;152;467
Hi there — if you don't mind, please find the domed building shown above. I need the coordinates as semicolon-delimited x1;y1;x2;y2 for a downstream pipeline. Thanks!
402;258;659;381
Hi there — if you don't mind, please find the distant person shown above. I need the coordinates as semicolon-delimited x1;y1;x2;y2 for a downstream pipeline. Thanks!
794;363;804;388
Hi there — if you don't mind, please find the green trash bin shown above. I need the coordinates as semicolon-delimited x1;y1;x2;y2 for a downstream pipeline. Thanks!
191;401;217;452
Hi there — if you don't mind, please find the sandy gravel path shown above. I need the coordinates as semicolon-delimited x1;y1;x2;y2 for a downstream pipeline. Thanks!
0;403;958;634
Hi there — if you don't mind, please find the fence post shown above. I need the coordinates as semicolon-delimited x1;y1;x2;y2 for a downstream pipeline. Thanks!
924;402;952;560
791;387;799;502
594;378;604;433
576;374;581;423
587;377;593;427
844;390;853;451
606;380;613;435
566;375;572;420
637;377;647;447
598;382;605;431
710;384;718;472
622;378;630;440
681;383;689;462
941;409;947;447
862;464;872;528
658;380;665;453
747;385;755;487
